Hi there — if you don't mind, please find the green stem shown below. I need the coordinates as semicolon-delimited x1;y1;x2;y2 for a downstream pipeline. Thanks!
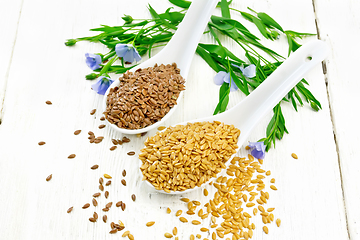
99;56;118;76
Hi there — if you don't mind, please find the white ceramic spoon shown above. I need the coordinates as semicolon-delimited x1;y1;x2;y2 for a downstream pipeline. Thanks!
141;39;328;194
103;0;219;134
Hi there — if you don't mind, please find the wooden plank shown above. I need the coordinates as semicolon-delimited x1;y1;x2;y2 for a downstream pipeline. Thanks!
0;0;349;239
0;0;23;121
314;0;360;238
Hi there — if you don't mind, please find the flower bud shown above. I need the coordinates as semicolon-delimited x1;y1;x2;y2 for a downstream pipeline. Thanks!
86;73;99;80
270;31;280;40
310;101;320;111
65;39;77;46
122;15;133;24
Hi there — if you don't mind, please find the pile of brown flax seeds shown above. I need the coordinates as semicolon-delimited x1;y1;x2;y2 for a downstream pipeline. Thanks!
104;63;185;130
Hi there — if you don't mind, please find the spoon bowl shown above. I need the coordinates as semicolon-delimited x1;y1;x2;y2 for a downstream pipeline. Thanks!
141;39;329;194
103;0;219;135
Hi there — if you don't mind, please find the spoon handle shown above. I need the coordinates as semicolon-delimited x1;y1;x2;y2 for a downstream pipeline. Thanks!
225;40;328;142
157;0;218;77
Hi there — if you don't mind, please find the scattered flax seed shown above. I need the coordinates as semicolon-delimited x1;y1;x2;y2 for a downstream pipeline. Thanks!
173;227;178;235
146;221;155;227
291;153;298;159
45;100;52;105
157;126;166;131
267;207;275;212
121;179;127;186
263;226;269;234
74;130;81;135
106;202;113;208
104;174;112;179
90;109;96;115
190;235;195;240
46;174;52;181
99;124;106;129
110;146;117;151
200;228;209;232
99;185;104;191
112;139;118;145
128;234;134;240
204;189;208;196
67;207;73;213
99;177;104;184
180;198;190;203
276;218;281;227
38;141;46;146
91;165;99;170
166;208;171;214
127;151;135;156
131;194;136;201
105;181;111;186
68;154;76;159
122;170;126;177
164;233;173;238
82;203;90;209
175;210;182;217
109;229;118;234
270;185;278;190
245;145;250;150
89;217;96;222
93;192;100;197
116;201;122;207
121;202;126;211
122;231;130;237
179;217;188;223
270;178;275;183
122;136;130;143
192;220;201;225
92;198;98;207
103;215;107;223
100;116;105;121
93;212;98;219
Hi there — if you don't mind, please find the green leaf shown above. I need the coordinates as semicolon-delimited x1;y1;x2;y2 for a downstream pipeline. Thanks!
251;16;271;39
230;69;250;95
285;30;316;38
286;33;302;56
214;83;230;114
196;45;223;72
211;16;259;41
257;12;284;32
220;0;231;18
240;11;254;22
198;43;226;59
169;0;191;8
159;8;185;24
148;4;178;30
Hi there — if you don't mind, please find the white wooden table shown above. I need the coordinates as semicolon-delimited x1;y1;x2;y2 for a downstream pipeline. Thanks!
1;0;359;239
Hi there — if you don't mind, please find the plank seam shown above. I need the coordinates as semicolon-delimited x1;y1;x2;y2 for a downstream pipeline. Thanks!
312;0;351;239
0;0;25;125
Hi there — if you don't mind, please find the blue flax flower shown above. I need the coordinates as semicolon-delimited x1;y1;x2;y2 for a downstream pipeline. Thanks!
248;141;266;159
236;64;256;78
213;64;256;92
91;76;114;95
115;44;141;63
85;53;102;70
214;71;238;92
